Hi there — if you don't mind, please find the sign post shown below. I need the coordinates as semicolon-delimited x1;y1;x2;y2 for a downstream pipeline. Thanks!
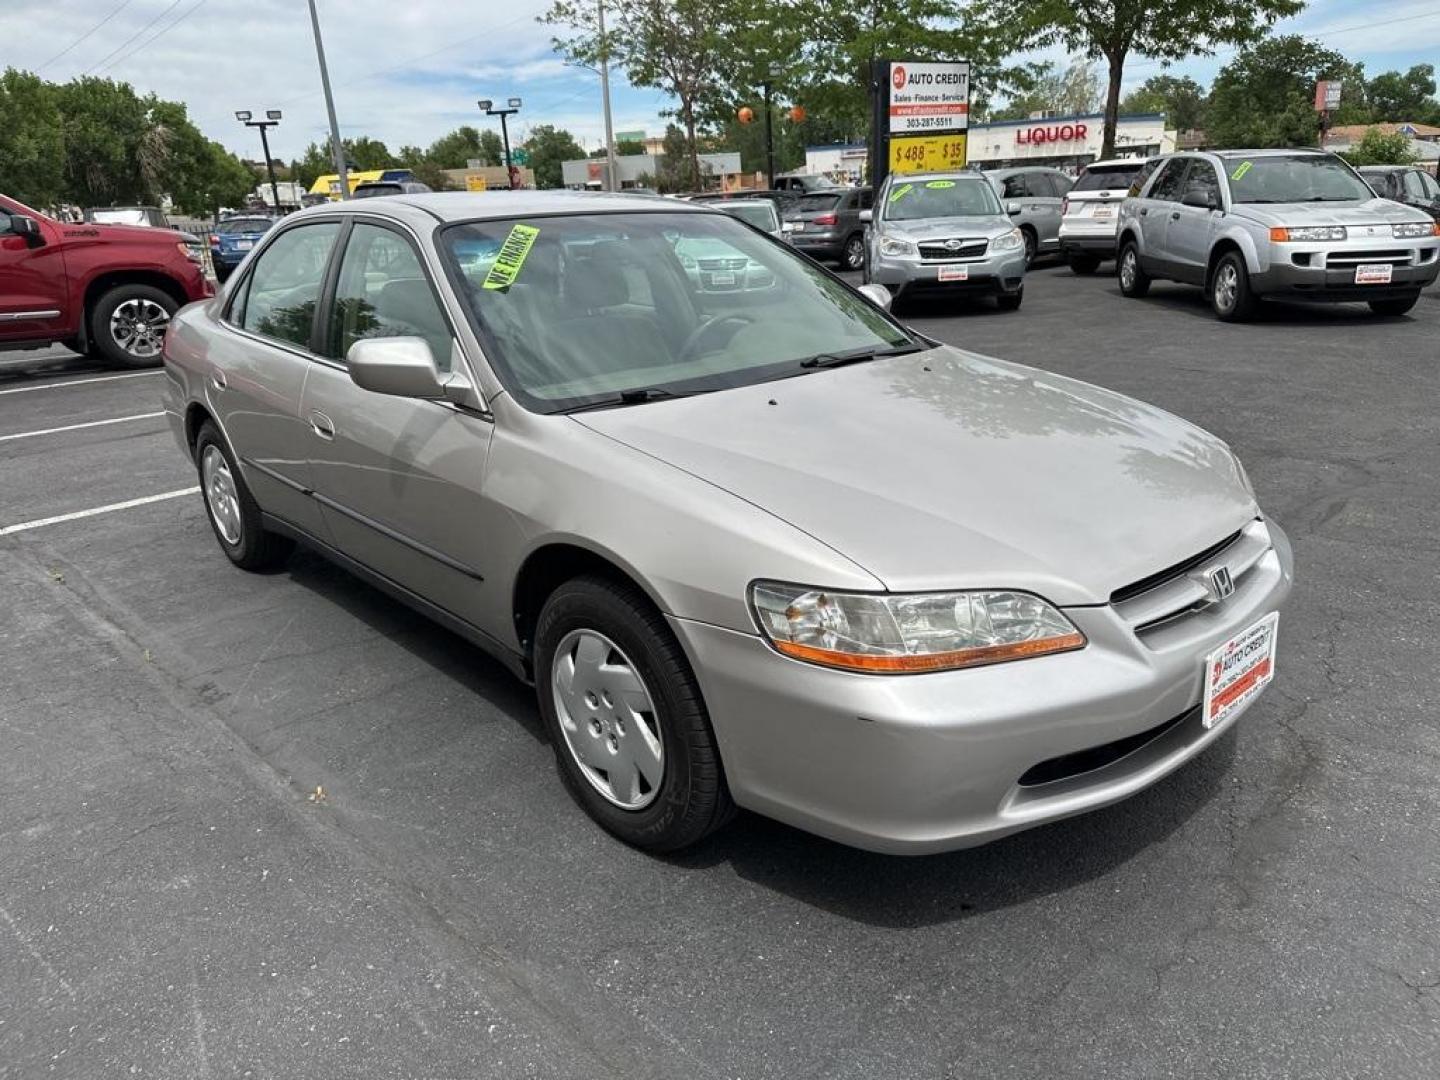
1314;80;1342;145
871;59;970;190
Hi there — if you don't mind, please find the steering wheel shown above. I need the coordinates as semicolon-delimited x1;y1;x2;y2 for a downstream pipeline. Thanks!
677;314;755;363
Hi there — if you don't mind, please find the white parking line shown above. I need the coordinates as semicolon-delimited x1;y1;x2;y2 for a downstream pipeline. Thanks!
0;371;163;396
0;488;200;537
0;412;165;443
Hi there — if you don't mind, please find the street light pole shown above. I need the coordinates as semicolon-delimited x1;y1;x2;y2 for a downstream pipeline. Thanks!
306;0;349;199
479;98;523;189
598;0;618;192
763;62;784;190
235;110;284;212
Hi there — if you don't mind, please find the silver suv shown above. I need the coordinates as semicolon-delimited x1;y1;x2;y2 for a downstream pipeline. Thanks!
1117;149;1440;320
861;171;1028;310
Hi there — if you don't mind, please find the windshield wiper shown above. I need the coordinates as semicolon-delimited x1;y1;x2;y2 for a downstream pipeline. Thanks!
561;387;695;414
797;343;924;370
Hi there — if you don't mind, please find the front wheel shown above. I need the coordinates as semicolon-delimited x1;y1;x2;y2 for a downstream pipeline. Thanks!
1368;293;1419;316
1021;228;1038;267
89;284;177;368
1117;241;1151;298
535;576;735;852
1210;251;1256;322
842;233;865;271
995;288;1024;311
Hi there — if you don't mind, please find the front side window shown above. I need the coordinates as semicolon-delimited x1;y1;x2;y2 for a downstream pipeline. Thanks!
441;212;913;413
1224;154;1374;203
1001;174;1029;199
239;222;340;349
1183;162;1221;205
886;178;1002;221
1147;160;1189;202
328;222;452;368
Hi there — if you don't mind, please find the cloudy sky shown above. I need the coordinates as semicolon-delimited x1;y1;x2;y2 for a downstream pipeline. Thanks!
10;0;1440;162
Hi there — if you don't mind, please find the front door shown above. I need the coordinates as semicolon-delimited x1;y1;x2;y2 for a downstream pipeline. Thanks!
300;220;499;634
0;207;69;343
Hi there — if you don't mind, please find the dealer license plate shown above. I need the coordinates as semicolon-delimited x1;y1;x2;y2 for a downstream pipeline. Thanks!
236;240;253;250
1203;612;1279;729
1091;206;1113;219
1355;263;1392;285
937;265;969;282
708;271;735;285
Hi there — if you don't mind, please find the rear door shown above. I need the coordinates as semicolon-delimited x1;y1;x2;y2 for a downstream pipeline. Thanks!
300;219;498;631
1136;158;1190;274
1166;159;1223;283
0;206;70;343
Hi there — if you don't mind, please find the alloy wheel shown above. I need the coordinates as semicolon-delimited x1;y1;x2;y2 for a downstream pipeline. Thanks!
844;235;865;270
201;444;242;546
110;297;171;360
1120;249;1136;290
1214;262;1238;314
551;629;664;810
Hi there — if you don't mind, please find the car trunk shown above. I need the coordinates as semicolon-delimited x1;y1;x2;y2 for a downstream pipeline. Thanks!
784;193;844;232
1063;166;1144;222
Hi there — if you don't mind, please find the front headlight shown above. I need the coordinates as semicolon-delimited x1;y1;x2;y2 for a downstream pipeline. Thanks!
1272;225;1347;242
990;228;1024;253
1392;221;1437;239
750;582;1086;674
879;236;916;257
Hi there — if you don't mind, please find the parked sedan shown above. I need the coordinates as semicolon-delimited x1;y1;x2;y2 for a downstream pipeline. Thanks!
164;191;1292;855
209;214;276;282
862;172;1028;308
986;166;1073;265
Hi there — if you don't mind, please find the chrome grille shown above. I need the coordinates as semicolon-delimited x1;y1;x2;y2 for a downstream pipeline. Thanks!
1324;249;1413;268
698;257;748;272
1112;520;1273;640
918;239;988;261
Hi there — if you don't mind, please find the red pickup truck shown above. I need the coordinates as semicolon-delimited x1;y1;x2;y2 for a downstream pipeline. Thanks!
1;193;212;368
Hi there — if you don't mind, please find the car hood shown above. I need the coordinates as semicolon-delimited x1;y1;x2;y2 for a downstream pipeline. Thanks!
1230;197;1428;227
75;222;188;246
575;347;1258;605
881;215;1013;239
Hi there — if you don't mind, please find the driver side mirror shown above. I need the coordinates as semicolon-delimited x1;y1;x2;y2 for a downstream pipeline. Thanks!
1181;190;1220;210
7;215;44;247
857;283;892;311
1006;201;1022;216
347;336;477;407
858;209;873;223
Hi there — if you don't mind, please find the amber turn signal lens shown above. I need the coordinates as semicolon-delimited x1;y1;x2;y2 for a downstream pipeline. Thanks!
1269;227;1289;242
772;632;1087;674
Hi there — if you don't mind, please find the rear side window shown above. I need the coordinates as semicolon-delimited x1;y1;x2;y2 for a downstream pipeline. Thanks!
797;193;841;212
1044;172;1073;196
1147;160;1189;202
239;222;340;349
858;188;874;210
327;222;453;369
1074;165;1142;192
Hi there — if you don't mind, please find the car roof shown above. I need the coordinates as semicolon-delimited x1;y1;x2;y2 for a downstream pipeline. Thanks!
1207;148;1330;159
1082;158;1150;170
294;190;708;224
986;165;1069;176
1357;164;1406;172
886;171;989;184
716;199;777;207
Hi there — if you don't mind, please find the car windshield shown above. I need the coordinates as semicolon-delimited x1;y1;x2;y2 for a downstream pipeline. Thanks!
796;193;841;212
885;178;1000;221
1073;165;1142;192
1225;154;1374;203
719;204;778;230
217;218;274;235
441;211;913;413
91;209;149;225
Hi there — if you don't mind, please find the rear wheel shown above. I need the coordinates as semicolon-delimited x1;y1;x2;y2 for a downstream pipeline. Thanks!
1021;228;1038;267
996;288;1024;311
1117;241;1150;298
1368;293;1419;316
1068;253;1101;275
194;421;294;571
1210;251;1256;322
842;232;865;271
535;576;734;852
89;284;177;368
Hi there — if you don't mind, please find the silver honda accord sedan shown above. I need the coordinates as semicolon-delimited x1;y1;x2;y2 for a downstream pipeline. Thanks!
162;191;1293;855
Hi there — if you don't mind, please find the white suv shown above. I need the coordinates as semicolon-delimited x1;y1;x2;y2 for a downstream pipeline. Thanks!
1057;158;1155;274
1116;149;1440;320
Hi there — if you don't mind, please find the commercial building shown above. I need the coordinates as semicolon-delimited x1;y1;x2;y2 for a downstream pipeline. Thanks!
806;113;1177;182
560;151;743;190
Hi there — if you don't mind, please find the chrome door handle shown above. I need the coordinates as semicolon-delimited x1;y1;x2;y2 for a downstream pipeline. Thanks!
210;370;227;391
1138;208;1148;216
1171;211;1181;220
308;411;334;440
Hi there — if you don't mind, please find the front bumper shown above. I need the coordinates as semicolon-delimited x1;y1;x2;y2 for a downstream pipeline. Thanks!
1252;242;1440;300
869;248;1026;296
673;521;1294;855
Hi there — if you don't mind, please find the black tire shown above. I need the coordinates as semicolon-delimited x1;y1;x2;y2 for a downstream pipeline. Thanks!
1368;293;1419;316
1117;240;1151;298
89;283;178;369
996;288;1024;311
1210;250;1257;322
194;421;294;571
534;576;735;852
1021;227;1038;267
1068;253;1101;275
214;263;231;285
842;232;865;271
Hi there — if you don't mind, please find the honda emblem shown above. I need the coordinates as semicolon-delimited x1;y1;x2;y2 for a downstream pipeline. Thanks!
1205;566;1235;601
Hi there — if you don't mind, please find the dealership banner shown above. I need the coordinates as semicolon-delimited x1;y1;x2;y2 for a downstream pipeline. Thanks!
873;59;971;186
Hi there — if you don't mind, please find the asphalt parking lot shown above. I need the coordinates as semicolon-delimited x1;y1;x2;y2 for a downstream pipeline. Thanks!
2;263;1437;1079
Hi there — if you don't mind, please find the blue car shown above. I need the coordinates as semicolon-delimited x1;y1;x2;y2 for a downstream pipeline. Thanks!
209;215;276;281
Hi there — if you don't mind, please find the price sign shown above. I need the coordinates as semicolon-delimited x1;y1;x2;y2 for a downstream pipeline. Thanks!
889;134;968;174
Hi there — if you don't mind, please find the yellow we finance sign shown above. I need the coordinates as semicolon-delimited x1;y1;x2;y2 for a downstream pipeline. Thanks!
889;133;968;174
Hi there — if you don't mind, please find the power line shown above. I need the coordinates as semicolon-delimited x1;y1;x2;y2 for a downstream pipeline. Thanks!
83;0;185;75
36;0;139;73
94;0;210;75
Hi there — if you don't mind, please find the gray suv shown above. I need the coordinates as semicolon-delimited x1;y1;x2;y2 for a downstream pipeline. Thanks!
784;187;873;268
1117;149;1440;320
986;167;1074;265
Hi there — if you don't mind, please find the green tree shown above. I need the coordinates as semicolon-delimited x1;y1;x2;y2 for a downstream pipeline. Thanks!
1207;36;1370;149
1340;127;1417;167
290;142;334;189
1120;74;1208;132
523;124;585;189
0;69;64;208
656;123;700;192
991;60;1101;120
425;125;503;168
56;76;151;206
1368;64;1440;124
344;136;397;170
970;0;1302;157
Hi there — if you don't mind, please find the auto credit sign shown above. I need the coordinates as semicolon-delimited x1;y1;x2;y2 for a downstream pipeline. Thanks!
888;61;970;134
